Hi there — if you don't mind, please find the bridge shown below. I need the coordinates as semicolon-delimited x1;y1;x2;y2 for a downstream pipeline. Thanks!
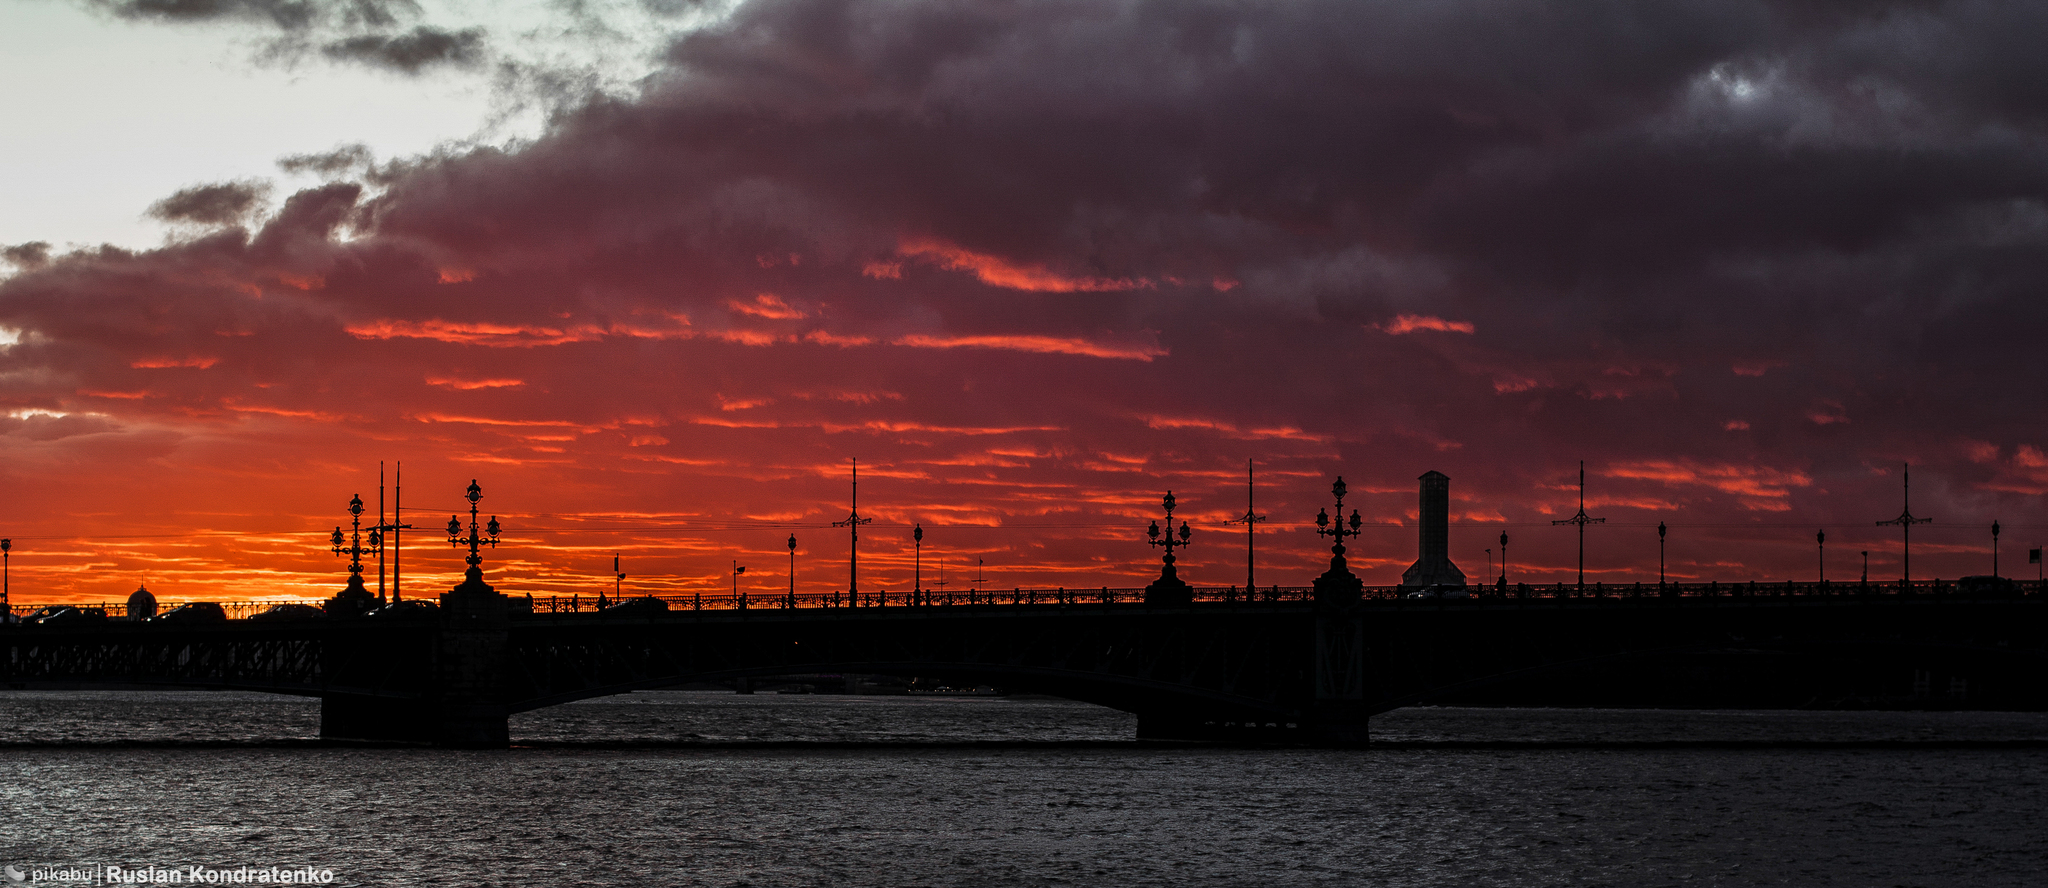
4;574;2043;747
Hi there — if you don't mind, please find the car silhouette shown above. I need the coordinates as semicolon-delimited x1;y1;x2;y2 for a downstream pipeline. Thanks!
147;602;229;624
249;603;327;622
24;605;108;625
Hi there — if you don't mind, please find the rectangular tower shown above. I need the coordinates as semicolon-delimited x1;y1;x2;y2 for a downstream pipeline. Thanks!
1401;470;1467;588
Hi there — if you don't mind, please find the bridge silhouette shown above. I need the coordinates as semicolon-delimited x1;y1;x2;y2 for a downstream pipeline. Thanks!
4;471;2042;747
3;577;2042;747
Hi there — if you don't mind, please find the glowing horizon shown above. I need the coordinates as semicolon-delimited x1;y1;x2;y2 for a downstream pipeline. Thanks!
3;0;2044;608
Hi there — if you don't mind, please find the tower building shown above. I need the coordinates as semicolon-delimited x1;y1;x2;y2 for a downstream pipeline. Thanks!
1400;470;1466;588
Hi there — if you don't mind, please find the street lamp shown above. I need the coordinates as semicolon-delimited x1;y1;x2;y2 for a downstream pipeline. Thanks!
787;533;797;608
1314;477;1363;559
2;537;11;614
1310;476;1364;605
913;523;924;606
446;479;501;589
1817;530;1825;584
1144;491;1194;605
1499;531;1509;589
733;561;747;609
331;493;383;596
1992;520;2001;578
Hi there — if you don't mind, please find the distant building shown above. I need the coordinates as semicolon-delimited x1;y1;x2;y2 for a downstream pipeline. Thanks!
1400;471;1467;588
127;584;158;619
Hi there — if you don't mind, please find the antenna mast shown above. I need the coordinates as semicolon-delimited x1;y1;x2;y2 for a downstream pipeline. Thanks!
1226;459;1266;592
1876;463;1932;582
1551;461;1606;589
832;458;872;604
372;462;413;603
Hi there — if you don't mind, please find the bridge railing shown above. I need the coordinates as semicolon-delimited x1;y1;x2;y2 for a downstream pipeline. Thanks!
7;577;2042;622
3;598;318;621
515;576;2045;613
522;585;1319;613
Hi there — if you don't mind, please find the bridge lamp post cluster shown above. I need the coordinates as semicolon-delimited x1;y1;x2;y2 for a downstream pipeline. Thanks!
331;494;382;597
1308;477;1364;605
446;479;501;586
1143;491;1194;605
1314;477;1363;559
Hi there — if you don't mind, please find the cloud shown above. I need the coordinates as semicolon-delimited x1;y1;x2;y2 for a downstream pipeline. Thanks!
90;0;416;31
320;25;485;73
147;181;270;227
3;242;51;269
6;0;2048;599
1379;315;1475;336
278;144;373;177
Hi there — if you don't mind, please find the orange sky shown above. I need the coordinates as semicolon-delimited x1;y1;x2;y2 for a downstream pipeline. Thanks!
5;0;2047;609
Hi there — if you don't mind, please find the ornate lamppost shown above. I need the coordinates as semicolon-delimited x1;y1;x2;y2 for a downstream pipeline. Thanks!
913;523;924;606
1143;491;1194;605
786;534;798;609
1816;530;1825;584
733;560;747;609
329;494;382;615
1498;531;1509;591
1311;476;1364;606
2;537;11;615
445;479;502;597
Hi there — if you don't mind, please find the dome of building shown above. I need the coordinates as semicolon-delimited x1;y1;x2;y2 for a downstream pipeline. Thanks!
127;584;158;619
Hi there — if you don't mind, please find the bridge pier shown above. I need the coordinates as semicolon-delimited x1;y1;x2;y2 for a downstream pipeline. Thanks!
318;572;512;748
1130;604;1371;746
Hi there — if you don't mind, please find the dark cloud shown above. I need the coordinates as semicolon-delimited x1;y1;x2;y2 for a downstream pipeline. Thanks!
278;143;373;176
2;242;51;269
7;0;2047;598
147;181;270;226
89;0;417;30
320;25;485;73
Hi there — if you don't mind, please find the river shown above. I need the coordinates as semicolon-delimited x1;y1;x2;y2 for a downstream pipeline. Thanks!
2;691;2043;886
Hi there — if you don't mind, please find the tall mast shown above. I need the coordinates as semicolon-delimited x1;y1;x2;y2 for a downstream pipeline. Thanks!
1228;459;1266;591
832;458;871;601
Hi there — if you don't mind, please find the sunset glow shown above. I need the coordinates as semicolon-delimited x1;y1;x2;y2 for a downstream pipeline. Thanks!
2;0;2043;611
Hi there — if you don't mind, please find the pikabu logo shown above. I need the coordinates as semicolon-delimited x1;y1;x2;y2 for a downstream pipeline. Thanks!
0;865;336;884
106;866;336;884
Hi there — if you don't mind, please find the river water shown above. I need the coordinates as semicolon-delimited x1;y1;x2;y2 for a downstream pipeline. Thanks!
1;691;2044;886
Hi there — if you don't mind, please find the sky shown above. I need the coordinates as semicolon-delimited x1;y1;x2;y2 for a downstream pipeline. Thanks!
3;0;2046;607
